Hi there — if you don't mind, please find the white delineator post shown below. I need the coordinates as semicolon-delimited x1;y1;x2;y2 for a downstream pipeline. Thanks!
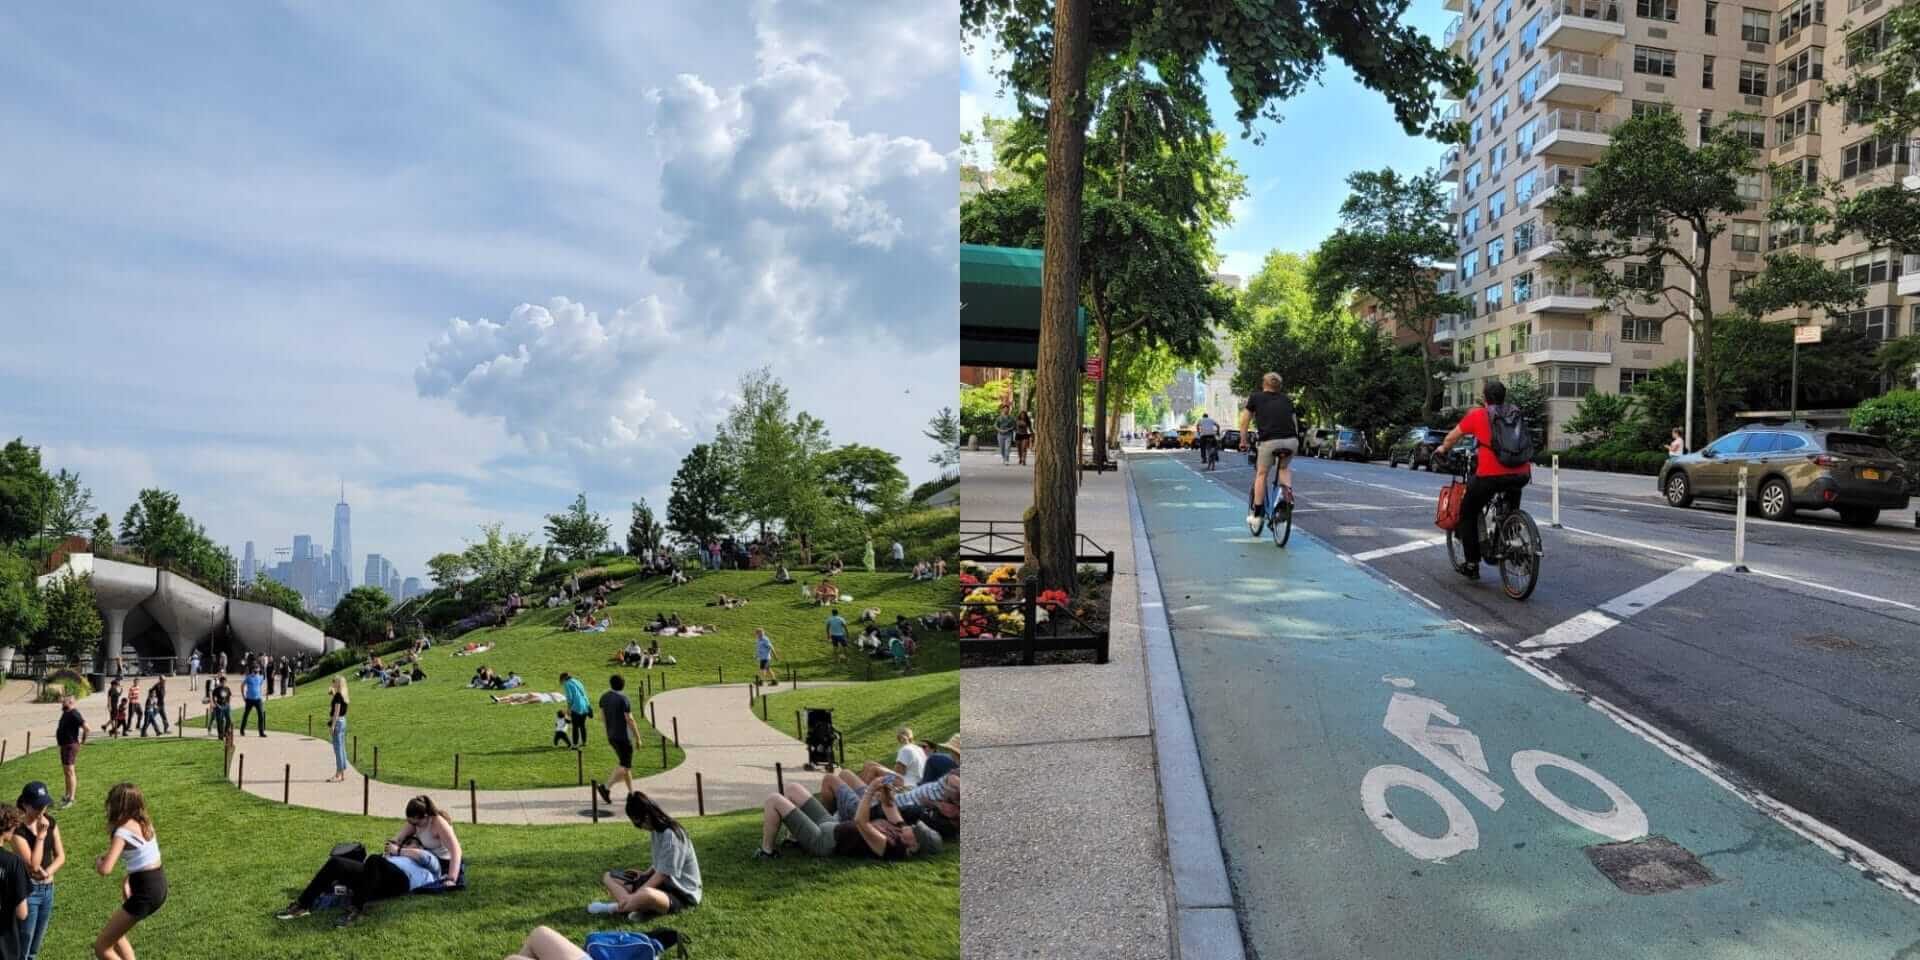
1733;465;1750;572
1550;455;1563;529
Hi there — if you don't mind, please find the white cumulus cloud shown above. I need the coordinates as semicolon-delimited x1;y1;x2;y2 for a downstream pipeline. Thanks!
414;297;688;455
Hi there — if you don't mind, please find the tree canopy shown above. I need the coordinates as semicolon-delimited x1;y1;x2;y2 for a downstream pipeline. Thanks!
544;493;611;563
327;585;393;647
626;499;666;559
667;444;736;548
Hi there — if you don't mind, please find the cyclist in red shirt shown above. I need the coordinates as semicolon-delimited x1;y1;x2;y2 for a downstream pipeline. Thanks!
1432;381;1531;580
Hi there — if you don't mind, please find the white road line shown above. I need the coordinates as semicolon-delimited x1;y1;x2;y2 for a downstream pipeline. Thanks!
1562;524;1920;614
1351;537;1449;563
1519;559;1722;655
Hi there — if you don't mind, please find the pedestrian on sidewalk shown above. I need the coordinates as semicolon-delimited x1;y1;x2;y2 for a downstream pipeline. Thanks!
210;676;232;740
93;782;166;959
261;654;274;697
561;672;591;749
1667;427;1685;455
239;666;267;737
1015;411;1033;465
137;681;166;738
54;698;87;810
188;651;199;687
754;629;777;686
103;680;123;739
11;781;63;960
327;678;349;783
890;539;905;569
995;407;1017;464
122;681;140;740
593;676;640;806
215;651;227;677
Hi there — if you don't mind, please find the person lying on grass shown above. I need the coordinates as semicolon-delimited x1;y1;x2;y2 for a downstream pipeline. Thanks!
587;792;702;918
818;769;960;841
753;778;940;861
708;593;747;609
491;691;564;705
274;844;442;927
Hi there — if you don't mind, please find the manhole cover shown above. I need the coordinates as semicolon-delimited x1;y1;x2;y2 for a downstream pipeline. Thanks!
1584;835;1718;895
1796;633;1860;651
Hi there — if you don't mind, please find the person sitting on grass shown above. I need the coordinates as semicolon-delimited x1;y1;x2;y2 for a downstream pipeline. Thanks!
274;843;442;927
752;778;941;861
856;726;927;787
812;580;839;606
564;613;581;632
621;640;645;667
773;563;793;584
889;632;911;673
388;796;463;884
910;561;931;581
588;792;702;918
499;672;524;690
933;558;947;578
668;567;689;587
640;638;661;670
858;625;885;658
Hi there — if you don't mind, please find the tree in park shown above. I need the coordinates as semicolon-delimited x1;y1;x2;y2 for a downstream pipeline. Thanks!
1234;252;1362;429
1547;110;1860;445
0;438;52;546
37;571;102;664
327;585;394;647
962;0;1470;589
924;407;961;471
544;493;611;562
818;444;909;519
716;368;830;543
88;513;114;556
0;552;46;655
667;443;737;549
1311;170;1469;415
40;468;93;542
118;488;193;568
424;552;470;590
626;498;666;560
460;523;543;603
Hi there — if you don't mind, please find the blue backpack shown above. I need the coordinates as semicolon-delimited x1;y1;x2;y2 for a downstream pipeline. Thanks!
584;931;666;960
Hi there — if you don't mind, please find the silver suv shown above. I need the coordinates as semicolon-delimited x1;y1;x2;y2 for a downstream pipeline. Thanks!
1658;424;1907;526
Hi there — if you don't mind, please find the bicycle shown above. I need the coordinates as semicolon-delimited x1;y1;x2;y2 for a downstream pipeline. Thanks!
1198;435;1220;471
1440;449;1542;600
1243;443;1293;548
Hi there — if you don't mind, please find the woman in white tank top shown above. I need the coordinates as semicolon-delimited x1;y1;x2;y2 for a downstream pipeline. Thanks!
94;782;166;960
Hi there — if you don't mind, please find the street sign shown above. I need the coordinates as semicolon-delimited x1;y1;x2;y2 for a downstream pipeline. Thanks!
1086;355;1104;381
1794;324;1822;345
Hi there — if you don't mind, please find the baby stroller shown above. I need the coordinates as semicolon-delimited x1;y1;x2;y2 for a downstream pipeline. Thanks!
802;707;844;772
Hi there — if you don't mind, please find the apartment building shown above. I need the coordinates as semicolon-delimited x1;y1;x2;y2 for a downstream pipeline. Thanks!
1435;0;1914;447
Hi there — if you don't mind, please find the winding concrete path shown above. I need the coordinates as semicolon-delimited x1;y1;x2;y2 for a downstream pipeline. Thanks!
0;679;850;823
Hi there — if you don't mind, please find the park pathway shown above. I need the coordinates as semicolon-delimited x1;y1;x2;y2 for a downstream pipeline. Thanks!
225;680;848;823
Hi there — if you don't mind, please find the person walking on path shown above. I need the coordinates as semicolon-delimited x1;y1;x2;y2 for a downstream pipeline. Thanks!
102;681;123;740
1015;411;1034;465
54;698;88;809
587;791;702;918
994;407;1017;464
209;677;232;740
188;651;199;687
94;782;166;960
890;539;905;569
136;682;164;738
239;666;267;737
754;629;777;686
11;782;63;960
593;676;641;806
561;673;591;749
215;651;227;678
326;678;350;783
826;609;850;663
1667;427;1685;455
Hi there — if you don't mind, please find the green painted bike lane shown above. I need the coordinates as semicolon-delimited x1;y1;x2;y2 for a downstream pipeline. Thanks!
1131;455;1920;959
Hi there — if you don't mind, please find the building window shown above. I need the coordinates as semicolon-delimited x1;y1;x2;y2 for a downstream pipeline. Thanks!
1834;249;1895;285
1769;219;1815;249
1515;168;1539;205
1702;55;1715;89
1774;101;1819;144
1488;237;1506;268
1465;161;1484;194
1519;63;1542;104
1779;0;1824;41
1510;321;1531;353
1491;141;1509;176
1459;337;1478;363
1486;327;1504;357
1489;190;1509;220
1775;48;1823;93
1550;366;1596;398
1849;17;1890;66
1514;271;1534;303
1742;8;1771;42
1698;108;1713;145
1732;116;1765;149
1470;117;1484;148
1492;47;1512;86
1621;316;1664;342
1633;46;1677;77
1841;135;1908;178
1633;100;1674;118
1620;368;1655;393
1637;0;1678;20
1835;306;1895;340
1623;262;1663;290
1731;221;1761;252
1729;270;1758;295
1463;207;1482;238
1486;283;1505;311
1517;116;1540;155
1471;26;1489;61
1461;251;1481;281
1737;61;1768;95
1520;9;1545;53
1705;0;1718;32
1846;76;1886;124
1496;0;1514;22
1736;172;1764;208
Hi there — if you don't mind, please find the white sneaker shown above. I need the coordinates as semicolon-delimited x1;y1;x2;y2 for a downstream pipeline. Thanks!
1246;512;1261;535
587;901;618;915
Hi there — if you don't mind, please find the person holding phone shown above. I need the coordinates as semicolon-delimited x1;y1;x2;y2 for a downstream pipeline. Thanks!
587;792;701;917
754;778;941;861
10;783;63;960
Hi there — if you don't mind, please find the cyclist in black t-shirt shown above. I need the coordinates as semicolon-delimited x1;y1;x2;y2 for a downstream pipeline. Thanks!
1238;372;1302;528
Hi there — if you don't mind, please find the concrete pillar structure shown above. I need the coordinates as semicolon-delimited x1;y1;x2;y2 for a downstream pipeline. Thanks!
147;571;227;673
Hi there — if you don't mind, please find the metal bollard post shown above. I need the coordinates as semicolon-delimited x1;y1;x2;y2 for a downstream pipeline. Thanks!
660;672;667;691
672;717;679;748
776;761;784;794
761;693;768;721
696;772;704;816
577;749;584;786
649;701;657;728
718;666;723;685
284;764;291;804
363;773;369;815
373;745;379;778
453;754;460;790
238;754;245;790
590;781;600;823
1550;455;1563;529
795;710;803;742
1733;466;1751;572
660;735;667;767
469;779;478;825
307;714;312;737
353;736;358;764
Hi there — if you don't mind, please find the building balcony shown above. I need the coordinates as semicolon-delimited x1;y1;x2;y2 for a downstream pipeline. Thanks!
1777;23;1826;56
1439;147;1462;182
1444;16;1465;53
1434;313;1463;343
1531;163;1591;210
1524;280;1606;314
1533;108;1617;160
1524;330;1614;365
1901;255;1920;297
1538;0;1625;54
1525;224;1587;263
1536;52;1623;107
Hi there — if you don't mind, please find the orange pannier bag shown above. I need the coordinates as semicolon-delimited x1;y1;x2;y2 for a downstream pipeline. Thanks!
1435;480;1469;531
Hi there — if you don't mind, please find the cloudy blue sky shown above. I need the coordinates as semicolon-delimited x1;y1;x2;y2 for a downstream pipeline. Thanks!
961;8;1455;282
0;1;958;582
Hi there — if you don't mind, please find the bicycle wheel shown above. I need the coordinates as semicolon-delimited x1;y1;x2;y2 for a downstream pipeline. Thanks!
1445;527;1464;572
1271;500;1292;548
1497;510;1542;601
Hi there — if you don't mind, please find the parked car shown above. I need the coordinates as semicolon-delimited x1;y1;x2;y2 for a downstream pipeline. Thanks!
1175;425;1197;449
1330;428;1374;461
1304;427;1338;459
1221;428;1242;451
1388;427;1448;471
1146;430;1165;449
1657;423;1908;526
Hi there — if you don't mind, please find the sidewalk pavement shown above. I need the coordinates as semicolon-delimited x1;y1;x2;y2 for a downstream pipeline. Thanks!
959;450;1187;960
1;677;842;821
0;671;264;760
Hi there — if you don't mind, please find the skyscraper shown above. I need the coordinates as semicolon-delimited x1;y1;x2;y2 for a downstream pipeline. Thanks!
388;570;402;599
401;577;422;599
364;554;385;594
331;482;352;594
241;541;257;583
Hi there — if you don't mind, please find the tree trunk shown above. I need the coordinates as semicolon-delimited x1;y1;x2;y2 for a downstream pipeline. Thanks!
1029;0;1092;592
1091;289;1112;465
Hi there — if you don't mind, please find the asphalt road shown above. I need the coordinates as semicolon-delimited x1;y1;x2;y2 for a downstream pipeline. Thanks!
1151;445;1920;882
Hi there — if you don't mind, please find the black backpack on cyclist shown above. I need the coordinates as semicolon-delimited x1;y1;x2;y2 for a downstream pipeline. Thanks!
1487;404;1536;468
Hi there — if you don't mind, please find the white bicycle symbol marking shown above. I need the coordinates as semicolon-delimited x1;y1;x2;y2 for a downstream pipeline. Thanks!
1361;689;1648;862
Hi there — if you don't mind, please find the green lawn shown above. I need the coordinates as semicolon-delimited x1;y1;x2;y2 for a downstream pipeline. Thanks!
0;739;957;959
216;570;955;790
762;671;959;775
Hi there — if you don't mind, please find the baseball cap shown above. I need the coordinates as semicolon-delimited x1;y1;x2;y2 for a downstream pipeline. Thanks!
17;781;52;810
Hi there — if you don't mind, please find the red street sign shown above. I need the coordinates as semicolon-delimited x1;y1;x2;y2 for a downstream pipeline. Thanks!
1086;356;1104;381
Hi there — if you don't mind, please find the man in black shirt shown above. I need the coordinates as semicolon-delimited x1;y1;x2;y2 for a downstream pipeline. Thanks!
593;675;642;805
53;697;88;808
1238;372;1303;528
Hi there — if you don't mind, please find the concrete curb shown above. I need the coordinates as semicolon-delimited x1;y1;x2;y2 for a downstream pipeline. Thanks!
1126;458;1248;960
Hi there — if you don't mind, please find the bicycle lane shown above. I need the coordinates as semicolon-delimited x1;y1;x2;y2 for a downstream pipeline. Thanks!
1129;454;1920;959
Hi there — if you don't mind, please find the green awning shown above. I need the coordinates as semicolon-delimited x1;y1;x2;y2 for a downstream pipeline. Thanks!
960;243;1085;371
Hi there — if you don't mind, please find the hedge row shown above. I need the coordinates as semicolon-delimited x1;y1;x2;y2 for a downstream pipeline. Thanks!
1533;447;1669;476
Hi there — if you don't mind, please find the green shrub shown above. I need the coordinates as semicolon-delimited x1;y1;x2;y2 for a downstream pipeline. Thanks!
35;669;90;703
1851;390;1920;493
